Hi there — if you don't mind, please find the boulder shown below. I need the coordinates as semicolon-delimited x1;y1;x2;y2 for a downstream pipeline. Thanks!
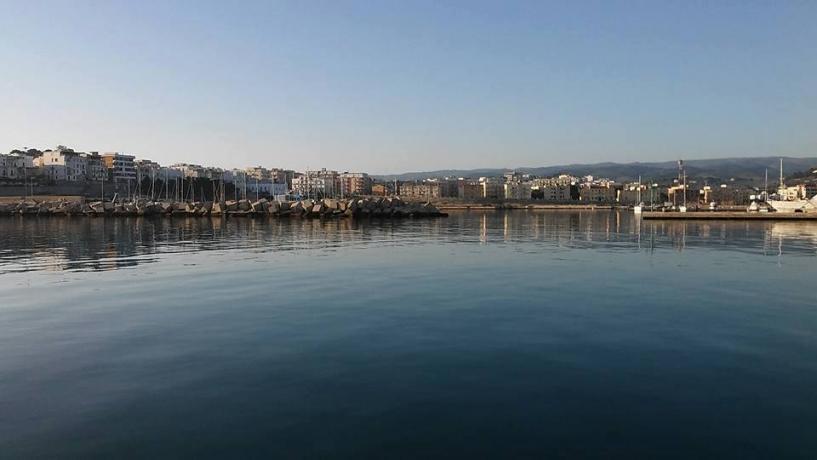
89;201;106;214
251;199;269;213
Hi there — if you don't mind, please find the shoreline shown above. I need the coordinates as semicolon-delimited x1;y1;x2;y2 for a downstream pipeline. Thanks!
642;211;817;220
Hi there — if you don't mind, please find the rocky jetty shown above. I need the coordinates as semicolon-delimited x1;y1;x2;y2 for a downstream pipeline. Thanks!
0;197;447;219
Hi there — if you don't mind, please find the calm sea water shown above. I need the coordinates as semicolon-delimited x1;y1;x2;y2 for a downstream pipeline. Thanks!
1;211;816;458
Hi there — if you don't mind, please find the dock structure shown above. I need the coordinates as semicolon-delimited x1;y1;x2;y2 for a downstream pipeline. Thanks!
642;211;817;220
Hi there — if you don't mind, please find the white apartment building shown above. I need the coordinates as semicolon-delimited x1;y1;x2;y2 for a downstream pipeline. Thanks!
35;149;87;181
0;153;32;180
292;169;340;198
101;153;137;183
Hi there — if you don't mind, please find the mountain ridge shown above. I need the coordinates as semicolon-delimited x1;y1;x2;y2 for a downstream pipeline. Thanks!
375;156;817;183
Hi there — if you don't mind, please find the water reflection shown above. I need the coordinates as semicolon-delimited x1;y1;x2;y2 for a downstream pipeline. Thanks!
1;210;815;274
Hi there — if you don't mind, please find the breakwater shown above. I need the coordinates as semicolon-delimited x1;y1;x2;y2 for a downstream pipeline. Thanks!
0;197;447;219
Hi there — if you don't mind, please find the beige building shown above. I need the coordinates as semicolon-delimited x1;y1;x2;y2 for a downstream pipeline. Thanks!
504;182;532;200
400;182;442;200
340;172;373;196
535;184;572;202
35;148;87;181
580;184;616;203
777;184;817;201
170;163;206;178
372;183;389;196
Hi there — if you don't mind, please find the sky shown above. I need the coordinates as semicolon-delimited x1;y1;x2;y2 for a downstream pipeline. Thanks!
1;1;815;174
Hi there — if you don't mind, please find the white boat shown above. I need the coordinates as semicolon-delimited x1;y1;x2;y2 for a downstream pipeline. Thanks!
767;159;817;213
767;197;817;213
633;175;643;214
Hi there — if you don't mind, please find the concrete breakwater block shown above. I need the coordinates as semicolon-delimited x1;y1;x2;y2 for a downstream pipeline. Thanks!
0;197;447;219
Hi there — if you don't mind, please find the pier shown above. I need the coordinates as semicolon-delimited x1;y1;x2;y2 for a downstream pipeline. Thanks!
642;211;817;220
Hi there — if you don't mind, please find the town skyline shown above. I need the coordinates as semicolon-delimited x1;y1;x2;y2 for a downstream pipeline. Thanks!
5;144;816;183
2;1;816;173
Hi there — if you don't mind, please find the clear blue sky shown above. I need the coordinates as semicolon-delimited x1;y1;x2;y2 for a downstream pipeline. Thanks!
1;1;815;174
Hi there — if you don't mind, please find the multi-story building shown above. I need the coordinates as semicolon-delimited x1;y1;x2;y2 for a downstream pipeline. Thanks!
101;153;137;183
399;182;442;200
504;182;532;200
170;163;206;178
0;154;11;179
244;166;270;181
271;169;296;188
481;180;504;200
504;171;522;183
580;184;617;203
534;184;572;202
458;181;482;200
777;184;816;201
82;152;107;182
0;153;33;180
134;159;163;182
667;184;697;207
618;183;648;205
202;167;226;180
372;183;389;196
339;172;373;196
244;180;288;198
700;184;748;206
35;147;87;182
292;169;340;198
532;174;577;188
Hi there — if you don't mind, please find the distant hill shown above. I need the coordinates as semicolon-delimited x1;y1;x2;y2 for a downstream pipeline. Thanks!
376;157;817;184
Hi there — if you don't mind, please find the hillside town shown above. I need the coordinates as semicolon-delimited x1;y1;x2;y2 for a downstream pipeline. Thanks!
2;146;816;208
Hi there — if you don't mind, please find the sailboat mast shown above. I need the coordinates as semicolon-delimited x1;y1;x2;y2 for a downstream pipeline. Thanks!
765;168;768;200
779;158;784;189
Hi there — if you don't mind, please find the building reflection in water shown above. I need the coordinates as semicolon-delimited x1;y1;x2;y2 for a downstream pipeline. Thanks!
1;211;816;274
